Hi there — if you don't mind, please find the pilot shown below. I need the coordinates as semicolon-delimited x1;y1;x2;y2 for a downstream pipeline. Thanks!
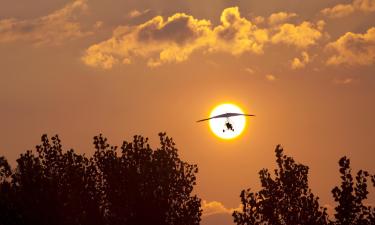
223;122;234;132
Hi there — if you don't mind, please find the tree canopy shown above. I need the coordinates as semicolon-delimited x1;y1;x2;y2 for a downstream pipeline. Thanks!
233;145;330;225
332;157;375;225
0;133;201;225
1;135;374;225
233;145;374;225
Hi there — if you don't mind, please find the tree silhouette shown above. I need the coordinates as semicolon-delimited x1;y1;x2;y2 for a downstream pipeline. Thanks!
3;136;374;225
2;135;104;225
0;133;201;225
0;156;19;225
332;157;374;225
233;145;330;225
92;133;201;225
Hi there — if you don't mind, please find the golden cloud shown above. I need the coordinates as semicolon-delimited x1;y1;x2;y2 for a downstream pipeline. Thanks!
253;16;265;25
326;27;375;65
268;12;297;26
0;0;91;45
83;7;270;68
271;21;323;48
201;200;240;217
321;0;375;18
291;51;310;69
321;4;355;18
83;7;328;69
211;7;268;55
127;9;151;19
265;74;277;81
83;12;212;68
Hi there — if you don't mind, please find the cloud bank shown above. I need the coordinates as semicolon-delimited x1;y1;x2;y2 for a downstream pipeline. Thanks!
321;0;375;18
0;0;91;45
83;11;212;68
82;7;327;69
326;27;375;65
1;1;373;71
83;7;273;68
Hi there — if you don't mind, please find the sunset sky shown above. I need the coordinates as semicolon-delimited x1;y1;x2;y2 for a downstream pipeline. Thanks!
1;0;374;224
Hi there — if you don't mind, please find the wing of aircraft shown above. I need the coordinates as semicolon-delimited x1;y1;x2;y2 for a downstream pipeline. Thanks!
196;113;255;122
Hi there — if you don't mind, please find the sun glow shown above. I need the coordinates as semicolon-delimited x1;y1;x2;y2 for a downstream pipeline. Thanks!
209;103;246;140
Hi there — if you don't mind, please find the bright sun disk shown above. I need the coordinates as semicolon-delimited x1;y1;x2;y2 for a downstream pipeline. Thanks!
209;103;246;140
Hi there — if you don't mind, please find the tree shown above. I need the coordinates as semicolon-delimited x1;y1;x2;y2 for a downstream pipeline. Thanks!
92;133;201;225
0;156;19;225
6;134;104;225
0;133;201;225
332;157;375;225
233;145;330;225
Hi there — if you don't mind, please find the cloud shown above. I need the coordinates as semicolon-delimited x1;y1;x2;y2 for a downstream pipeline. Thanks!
201;200;239;217
321;4;355;18
244;67;255;74
271;21;323;48
291;51;310;69
94;21;104;29
211;7;268;55
333;78;354;85
265;74;277;81
321;0;375;18
127;9;151;19
354;0;375;11
268;12;297;26
326;27;375;66
83;7;269;68
316;20;326;31
253;16;265;25
0;0;91;45
83;7;327;69
83;12;212;68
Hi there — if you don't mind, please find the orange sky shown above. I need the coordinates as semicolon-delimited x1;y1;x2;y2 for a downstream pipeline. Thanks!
1;1;374;224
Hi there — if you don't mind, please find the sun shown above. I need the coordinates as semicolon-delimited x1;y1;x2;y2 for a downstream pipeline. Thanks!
209;103;246;140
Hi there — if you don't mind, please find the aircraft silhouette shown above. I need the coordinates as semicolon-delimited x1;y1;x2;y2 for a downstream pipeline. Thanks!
197;113;255;132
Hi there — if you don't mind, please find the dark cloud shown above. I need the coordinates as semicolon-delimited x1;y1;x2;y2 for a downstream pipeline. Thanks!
137;14;198;45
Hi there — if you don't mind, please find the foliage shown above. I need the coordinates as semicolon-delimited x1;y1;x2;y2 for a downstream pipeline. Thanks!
0;133;201;225
233;145;331;225
332;157;375;225
233;145;375;225
92;133;201;225
2;135;374;225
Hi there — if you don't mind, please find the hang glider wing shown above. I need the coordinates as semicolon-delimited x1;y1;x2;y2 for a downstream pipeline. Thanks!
196;113;255;122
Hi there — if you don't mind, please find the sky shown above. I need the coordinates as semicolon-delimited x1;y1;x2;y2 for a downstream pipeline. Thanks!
0;0;375;224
